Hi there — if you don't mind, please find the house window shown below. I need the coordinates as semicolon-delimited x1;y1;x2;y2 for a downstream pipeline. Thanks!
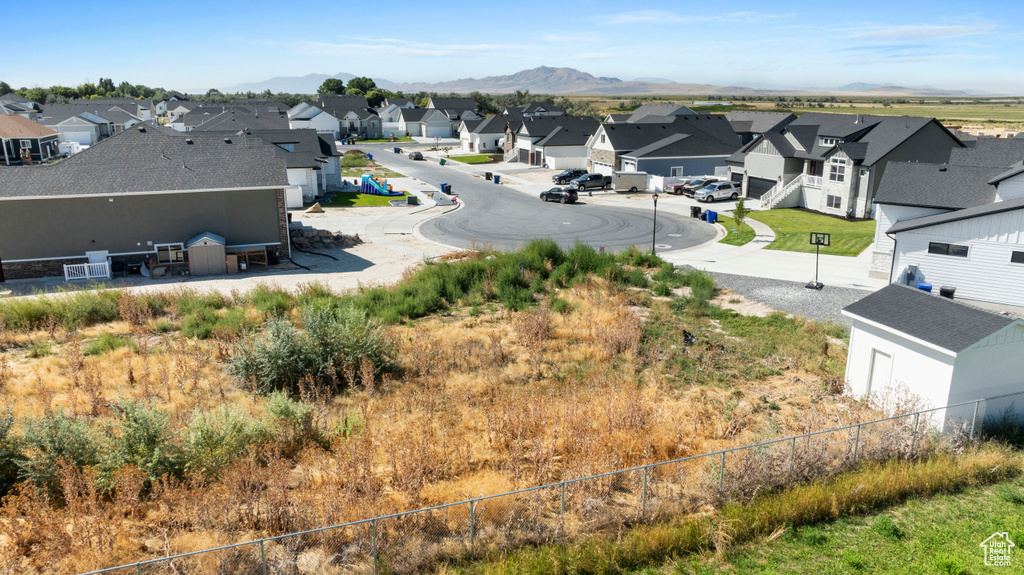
670;167;685;177
600;134;605;143
155;243;185;264
820;137;843;147
19;140;31;149
1011;251;1024;264
928;242;969;257
826;195;842;209
829;157;846;182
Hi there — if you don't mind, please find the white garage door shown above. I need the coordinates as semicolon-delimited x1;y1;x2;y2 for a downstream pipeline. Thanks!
62;132;94;145
425;124;449;138
592;162;614;176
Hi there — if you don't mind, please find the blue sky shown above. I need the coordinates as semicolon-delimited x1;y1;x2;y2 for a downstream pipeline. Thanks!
6;0;1023;93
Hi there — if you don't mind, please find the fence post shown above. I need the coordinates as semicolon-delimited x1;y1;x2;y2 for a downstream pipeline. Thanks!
911;413;920;456
718;452;726;495
853;423;861;465
788;437;796;482
259;539;268;575
136;564;142;575
560;481;566;521
641;466;648;517
371;518;378;575
971;400;980;440
469;499;476;557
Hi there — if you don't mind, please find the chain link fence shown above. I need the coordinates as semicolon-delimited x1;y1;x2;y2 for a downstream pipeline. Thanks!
82;391;1022;575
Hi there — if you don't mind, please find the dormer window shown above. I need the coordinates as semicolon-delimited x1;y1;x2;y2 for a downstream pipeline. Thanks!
820;137;843;147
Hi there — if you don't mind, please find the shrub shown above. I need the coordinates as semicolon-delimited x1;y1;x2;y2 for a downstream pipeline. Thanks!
263;391;320;452
83;333;134;356
0;405;23;498
341;153;368;168
229;303;395;394
184;406;271;479
18;409;99;497
244;285;295;316
653;282;672;297
99;398;182;490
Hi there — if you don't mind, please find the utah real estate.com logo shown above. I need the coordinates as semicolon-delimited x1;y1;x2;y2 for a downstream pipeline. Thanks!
980;532;1015;567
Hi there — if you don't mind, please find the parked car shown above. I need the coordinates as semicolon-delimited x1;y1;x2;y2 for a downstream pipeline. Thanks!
680;177;719;197
552;168;587;184
540;187;578;204
694;181;742;202
666;178;694;195
570;173;612;191
408;151;424;160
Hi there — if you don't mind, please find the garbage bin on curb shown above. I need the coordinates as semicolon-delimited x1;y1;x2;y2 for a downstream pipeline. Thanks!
367;154;373;161
705;210;717;224
690;206;702;219
493;175;501;184
439;158;446;166
439;183;450;194
393;147;399;153
484;171;492;181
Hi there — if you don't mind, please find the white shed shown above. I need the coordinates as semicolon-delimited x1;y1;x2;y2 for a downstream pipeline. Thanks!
842;284;1024;432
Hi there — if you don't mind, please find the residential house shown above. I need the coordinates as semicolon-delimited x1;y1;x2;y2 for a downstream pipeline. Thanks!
586;114;741;177
504;116;600;169
725;111;796;145
383;97;415;108
0;115;60;165
299;95;383;139
286;102;341;138
870;138;1024;279
163;100;205;120
502;102;565;117
0;126;290;281
70;98;153;121
842;284;1024;432
155;92;191;115
0;96;42;119
397;108;450;138
726;113;963;217
231;128;341;203
459;112;520;153
188;108;290;132
427;97;482;136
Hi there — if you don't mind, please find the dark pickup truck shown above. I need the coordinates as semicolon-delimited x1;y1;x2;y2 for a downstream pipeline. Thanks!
569;173;612;191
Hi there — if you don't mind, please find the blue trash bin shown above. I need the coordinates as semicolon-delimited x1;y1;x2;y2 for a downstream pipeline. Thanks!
916;282;933;292
440;183;449;194
705;210;717;223
493;175;501;184
367;153;373;161
393;147;399;153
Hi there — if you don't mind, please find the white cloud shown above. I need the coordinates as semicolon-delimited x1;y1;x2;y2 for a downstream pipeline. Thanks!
844;23;993;41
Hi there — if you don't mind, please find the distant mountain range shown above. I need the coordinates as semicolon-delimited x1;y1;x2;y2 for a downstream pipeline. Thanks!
225;66;982;97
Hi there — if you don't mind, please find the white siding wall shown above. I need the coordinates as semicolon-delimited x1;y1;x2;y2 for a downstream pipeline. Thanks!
950;324;1024;428
996;174;1024;202
846;318;955;428
870;204;950;277
892;208;1024;306
288;168;317;203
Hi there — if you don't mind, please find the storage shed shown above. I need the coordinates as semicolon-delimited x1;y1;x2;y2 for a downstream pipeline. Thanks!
186;232;227;276
842;284;1024;432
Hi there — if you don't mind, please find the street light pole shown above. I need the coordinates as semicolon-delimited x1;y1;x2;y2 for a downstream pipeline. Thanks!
651;193;660;254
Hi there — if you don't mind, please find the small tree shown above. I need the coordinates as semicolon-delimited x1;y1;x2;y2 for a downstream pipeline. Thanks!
318;78;345;95
733;197;750;232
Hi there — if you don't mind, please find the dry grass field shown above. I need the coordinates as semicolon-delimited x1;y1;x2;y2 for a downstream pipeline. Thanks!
0;244;902;573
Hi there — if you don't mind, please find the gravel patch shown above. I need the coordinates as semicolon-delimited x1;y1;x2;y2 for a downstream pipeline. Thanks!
694;270;872;327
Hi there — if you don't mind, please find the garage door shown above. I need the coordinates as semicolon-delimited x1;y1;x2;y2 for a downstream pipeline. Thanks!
746;177;776;199
62;131;93;145
425;124;449;138
731;172;743;183
592;162;613;176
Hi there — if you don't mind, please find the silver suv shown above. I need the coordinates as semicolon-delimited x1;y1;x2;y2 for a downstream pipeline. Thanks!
694;181;741;202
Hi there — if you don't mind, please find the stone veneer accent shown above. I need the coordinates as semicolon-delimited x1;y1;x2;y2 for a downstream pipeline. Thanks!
275;188;289;259
589;148;619;170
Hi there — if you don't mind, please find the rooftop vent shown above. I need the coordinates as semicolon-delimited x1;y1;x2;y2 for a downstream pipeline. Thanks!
224;137;232;144
185;138;193;144
137;126;146;132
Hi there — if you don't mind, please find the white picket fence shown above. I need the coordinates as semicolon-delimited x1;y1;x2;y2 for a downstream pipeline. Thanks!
64;261;111;281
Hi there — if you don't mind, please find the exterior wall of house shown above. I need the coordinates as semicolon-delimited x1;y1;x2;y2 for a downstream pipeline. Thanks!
423;115;451;138
845;318;955;428
0;188;286;280
892;208;1024;306
291;113;340;139
542;146;589;170
322;157;341;190
949;324;1024;429
287;168;318;202
996;173;1024;202
56;118;101;145
628;155;730;178
869;204;951;278
814;151;859;216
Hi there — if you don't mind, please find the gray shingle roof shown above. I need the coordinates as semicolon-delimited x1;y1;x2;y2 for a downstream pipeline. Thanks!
531;117;601;147
197;128;337;169
600;114;739;153
887;195;1024;234
873;162;999;209
626;104;695;122
842;284;1017;353
428;97;476;110
0;125;287;199
989;161;1024;184
188;109;290;131
622;132;739;159
948;137;1024;168
725;111;796;134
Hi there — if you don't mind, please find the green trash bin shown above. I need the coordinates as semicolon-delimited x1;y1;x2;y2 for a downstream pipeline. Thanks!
439;158;446;166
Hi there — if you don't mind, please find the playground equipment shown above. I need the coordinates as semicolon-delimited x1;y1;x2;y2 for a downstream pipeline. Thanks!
360;174;405;197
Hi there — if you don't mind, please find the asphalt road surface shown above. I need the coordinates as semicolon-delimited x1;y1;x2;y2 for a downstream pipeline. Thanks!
357;144;717;253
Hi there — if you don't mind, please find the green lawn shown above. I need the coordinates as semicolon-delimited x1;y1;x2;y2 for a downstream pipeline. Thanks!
449;154;502;164
315;191;409;208
355;137;415;143
716;215;756;247
749;209;876;256
674;473;1024;574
